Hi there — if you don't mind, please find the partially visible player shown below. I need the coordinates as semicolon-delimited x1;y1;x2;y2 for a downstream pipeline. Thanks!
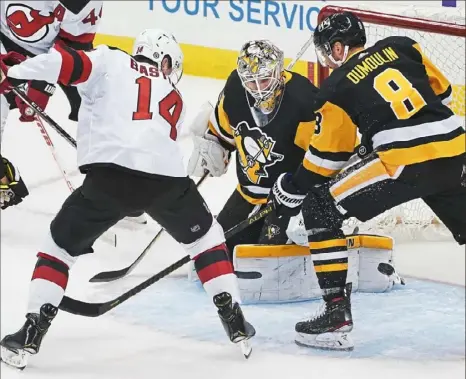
0;51;29;210
0;28;255;369
0;1;103;211
269;11;465;350
187;40;319;255
1;0;103;130
0;155;28;209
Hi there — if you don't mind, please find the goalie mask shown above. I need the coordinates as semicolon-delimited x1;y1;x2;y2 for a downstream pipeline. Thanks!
314;11;366;68
133;29;184;84
237;40;285;114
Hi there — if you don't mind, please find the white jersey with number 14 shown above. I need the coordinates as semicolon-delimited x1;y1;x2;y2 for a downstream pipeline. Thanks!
7;44;187;177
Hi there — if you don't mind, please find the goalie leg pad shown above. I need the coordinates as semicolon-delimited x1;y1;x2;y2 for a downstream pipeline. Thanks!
233;244;322;303
346;234;399;292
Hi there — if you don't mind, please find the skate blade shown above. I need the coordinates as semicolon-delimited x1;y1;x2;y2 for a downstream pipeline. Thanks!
295;331;354;351
239;339;252;359
0;346;29;370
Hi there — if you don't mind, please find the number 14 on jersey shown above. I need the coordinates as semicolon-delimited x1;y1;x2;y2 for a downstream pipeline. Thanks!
132;76;183;141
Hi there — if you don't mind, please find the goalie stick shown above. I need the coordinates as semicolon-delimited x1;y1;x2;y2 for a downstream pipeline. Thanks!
59;202;275;317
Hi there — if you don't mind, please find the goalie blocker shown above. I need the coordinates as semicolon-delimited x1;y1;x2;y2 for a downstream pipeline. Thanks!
189;234;404;303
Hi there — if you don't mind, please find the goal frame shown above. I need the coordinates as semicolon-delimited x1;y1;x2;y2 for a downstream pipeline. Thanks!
316;5;466;86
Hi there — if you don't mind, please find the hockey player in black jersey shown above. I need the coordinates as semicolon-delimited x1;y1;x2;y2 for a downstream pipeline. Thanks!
268;11;466;351
187;40;319;255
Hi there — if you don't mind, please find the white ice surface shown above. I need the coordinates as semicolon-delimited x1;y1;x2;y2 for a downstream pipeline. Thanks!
1;75;464;378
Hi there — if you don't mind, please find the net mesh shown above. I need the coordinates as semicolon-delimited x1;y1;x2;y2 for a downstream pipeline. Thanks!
318;5;465;241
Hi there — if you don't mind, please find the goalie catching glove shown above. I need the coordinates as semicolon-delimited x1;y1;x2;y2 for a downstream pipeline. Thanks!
0;156;29;210
187;134;230;177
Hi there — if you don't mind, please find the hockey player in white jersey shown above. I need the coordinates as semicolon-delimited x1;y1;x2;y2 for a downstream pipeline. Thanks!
0;0;103;210
0;29;255;369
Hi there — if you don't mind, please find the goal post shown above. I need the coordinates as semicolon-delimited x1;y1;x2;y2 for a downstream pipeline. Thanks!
315;5;466;241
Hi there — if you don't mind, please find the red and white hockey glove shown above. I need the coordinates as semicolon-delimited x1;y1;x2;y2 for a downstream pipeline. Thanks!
15;80;56;122
0;51;27;95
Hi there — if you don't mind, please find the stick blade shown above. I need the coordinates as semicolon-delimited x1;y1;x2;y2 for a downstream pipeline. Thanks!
59;296;107;317
89;267;130;283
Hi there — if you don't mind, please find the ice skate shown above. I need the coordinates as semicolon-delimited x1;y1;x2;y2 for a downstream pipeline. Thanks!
0;303;58;370
295;283;354;351
213;292;256;358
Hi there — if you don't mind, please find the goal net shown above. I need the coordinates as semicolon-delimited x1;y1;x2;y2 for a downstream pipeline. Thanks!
316;5;466;241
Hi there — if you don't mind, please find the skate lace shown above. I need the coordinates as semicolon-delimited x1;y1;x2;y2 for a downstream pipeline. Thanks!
307;301;328;322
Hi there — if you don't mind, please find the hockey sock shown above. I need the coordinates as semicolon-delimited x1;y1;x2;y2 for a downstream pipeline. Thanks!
309;231;348;294
193;244;241;303
27;253;69;314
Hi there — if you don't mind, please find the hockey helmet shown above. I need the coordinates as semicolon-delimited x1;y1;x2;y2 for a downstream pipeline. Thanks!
314;11;366;67
133;29;184;84
237;40;285;113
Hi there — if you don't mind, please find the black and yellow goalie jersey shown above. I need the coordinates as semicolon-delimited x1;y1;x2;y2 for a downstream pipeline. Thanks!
208;69;319;204
296;36;465;189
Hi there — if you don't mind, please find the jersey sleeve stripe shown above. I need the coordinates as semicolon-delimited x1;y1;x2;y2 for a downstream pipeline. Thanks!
304;150;348;172
236;184;268;205
302;157;341;178
307;145;353;163
208;102;235;145
55;44;74;85
73;50;92;84
377;132;465;166
55;44;92;85
372;114;461;150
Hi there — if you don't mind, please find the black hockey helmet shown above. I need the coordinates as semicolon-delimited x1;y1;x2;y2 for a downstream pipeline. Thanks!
314;11;366;67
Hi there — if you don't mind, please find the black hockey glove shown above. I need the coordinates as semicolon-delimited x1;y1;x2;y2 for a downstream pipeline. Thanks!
0;157;29;210
269;173;306;218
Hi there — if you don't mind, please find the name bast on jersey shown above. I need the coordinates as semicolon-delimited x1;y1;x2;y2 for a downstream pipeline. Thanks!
300;36;465;185
207;69;318;204
7;44;186;178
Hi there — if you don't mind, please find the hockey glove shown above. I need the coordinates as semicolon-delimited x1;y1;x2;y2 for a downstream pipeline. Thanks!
0;157;29;210
187;135;230;177
16;80;56;122
269;173;306;218
0;51;27;95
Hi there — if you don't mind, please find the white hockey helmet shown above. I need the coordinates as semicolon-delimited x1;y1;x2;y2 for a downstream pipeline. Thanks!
132;29;184;84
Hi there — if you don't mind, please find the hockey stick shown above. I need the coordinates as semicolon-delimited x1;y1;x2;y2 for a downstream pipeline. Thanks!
13;87;77;148
84;35;314;282
89;172;210;283
34;116;117;246
13;87;122;245
59;202;275;317
34;116;74;192
286;34;314;70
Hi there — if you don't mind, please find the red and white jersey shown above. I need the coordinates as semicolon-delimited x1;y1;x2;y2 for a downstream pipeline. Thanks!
8;45;187;177
1;1;102;55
